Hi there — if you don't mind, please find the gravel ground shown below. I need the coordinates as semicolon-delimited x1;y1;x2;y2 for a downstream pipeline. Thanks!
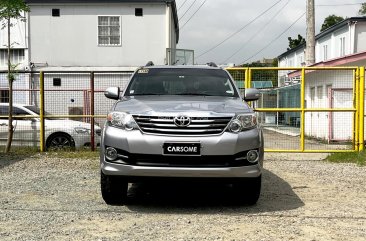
0;153;365;241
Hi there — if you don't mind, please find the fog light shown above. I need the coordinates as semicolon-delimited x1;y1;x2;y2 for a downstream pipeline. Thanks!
105;147;118;161
247;150;259;163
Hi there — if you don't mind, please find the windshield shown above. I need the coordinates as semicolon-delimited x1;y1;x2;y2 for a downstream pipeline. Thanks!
125;68;239;97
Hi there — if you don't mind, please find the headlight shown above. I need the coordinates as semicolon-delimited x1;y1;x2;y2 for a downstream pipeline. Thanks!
227;114;257;133
74;127;91;134
107;111;138;130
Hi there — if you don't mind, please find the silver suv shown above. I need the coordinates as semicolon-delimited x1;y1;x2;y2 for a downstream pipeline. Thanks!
100;65;263;205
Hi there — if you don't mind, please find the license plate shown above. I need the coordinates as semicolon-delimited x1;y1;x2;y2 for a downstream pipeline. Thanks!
163;143;201;155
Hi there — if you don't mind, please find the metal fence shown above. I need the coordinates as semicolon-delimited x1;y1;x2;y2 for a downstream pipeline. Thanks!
227;67;365;152
0;71;133;151
0;67;365;152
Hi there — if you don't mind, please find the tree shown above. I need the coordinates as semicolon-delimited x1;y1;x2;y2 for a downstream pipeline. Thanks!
359;3;366;15
0;0;30;153
241;59;278;87
320;15;344;32
287;34;305;51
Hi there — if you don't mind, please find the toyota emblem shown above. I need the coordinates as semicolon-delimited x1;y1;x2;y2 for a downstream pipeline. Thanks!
173;115;191;127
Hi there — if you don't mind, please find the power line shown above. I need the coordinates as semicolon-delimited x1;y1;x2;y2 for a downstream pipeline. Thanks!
195;0;284;60
221;0;292;64
180;0;208;30
240;11;306;65
316;3;363;7
179;0;198;21
178;0;190;11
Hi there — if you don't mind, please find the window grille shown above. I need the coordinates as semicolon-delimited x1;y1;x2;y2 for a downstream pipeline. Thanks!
98;16;121;46
0;49;25;67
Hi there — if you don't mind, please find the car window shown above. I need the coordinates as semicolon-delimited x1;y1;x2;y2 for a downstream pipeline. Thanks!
0;106;30;120
24;106;55;119
125;68;239;97
13;107;31;120
0;106;8;119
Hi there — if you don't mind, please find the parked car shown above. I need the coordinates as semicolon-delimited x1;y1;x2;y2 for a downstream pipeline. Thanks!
0;103;101;149
100;64;263;205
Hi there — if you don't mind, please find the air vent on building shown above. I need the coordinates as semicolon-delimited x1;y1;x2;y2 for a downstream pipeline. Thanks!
52;9;60;17
53;78;61;86
135;8;143;17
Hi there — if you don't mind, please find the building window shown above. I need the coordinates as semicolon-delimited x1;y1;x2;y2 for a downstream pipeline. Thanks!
52;9;60;17
53;78;61;86
135;8;143;17
0;90;9;103
98;16;121;46
0;49;25;67
340;37;346;57
323;45;328;61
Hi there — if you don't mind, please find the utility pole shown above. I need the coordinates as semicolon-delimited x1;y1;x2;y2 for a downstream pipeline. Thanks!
306;0;315;65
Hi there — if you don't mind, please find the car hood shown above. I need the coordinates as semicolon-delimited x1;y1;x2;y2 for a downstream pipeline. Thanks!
113;96;252;116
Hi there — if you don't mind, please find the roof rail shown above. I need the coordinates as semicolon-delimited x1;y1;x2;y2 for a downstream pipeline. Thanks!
145;61;154;67
206;62;218;67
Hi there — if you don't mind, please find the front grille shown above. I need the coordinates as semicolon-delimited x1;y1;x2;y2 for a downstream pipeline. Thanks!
133;115;232;135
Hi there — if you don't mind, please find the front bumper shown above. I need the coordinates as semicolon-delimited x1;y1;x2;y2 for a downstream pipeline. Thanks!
100;126;263;178
101;161;261;178
73;134;101;148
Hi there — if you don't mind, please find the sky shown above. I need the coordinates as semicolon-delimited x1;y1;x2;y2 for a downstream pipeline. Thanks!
175;0;365;65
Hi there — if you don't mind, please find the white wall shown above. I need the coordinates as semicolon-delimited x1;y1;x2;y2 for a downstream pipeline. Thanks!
29;3;171;68
305;70;354;141
355;22;366;53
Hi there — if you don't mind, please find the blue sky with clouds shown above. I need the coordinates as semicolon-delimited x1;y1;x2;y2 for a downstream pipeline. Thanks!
175;0;364;65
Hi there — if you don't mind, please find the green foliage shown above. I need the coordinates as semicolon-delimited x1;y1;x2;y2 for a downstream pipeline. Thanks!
0;0;30;22
359;3;366;15
287;34;305;51
320;15;344;32
240;59;278;87
326;150;366;166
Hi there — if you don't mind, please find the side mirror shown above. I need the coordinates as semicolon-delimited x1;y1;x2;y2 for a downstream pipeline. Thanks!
244;88;260;101
104;87;120;100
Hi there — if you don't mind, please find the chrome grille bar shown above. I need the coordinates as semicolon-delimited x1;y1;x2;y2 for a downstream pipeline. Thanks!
133;115;232;135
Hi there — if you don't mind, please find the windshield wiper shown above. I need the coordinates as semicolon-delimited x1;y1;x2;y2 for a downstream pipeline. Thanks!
176;93;215;96
132;93;164;96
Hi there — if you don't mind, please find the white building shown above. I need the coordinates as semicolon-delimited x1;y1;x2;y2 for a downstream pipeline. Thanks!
28;0;179;70
0;0;180;116
277;17;366;143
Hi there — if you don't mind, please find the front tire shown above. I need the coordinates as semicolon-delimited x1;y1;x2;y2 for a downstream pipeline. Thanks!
232;175;261;205
46;133;75;150
101;172;128;205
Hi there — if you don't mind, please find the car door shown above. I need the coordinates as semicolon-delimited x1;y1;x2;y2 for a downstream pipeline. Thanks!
0;106;11;145
12;106;39;147
0;105;17;145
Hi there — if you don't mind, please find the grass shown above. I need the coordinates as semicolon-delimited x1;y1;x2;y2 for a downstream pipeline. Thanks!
46;147;100;159
326;150;366;166
0;146;99;161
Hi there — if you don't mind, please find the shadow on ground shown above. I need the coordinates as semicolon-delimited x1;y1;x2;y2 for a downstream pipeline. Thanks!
0;153;29;170
124;169;304;214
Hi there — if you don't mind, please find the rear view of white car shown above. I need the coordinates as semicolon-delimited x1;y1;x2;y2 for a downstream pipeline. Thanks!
0;103;101;149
